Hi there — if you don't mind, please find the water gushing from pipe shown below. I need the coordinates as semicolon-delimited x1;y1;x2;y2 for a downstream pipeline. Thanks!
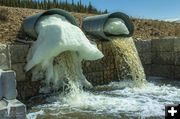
111;37;146;87
25;13;180;119
25;14;103;90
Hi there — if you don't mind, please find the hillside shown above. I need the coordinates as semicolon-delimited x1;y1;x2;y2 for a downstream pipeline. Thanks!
1;6;180;43
175;20;180;23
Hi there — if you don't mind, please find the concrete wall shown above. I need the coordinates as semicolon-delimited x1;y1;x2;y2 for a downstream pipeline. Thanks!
0;37;180;100
135;37;180;79
0;70;26;119
0;43;40;100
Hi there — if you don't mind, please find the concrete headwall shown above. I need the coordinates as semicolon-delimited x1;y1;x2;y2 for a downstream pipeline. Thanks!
0;37;180;100
136;37;180;79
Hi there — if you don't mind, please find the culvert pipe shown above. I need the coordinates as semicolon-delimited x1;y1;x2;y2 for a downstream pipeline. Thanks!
23;9;78;39
82;12;134;40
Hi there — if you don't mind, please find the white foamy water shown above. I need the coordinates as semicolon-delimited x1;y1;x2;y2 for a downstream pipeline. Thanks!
27;80;180;119
25;14;103;89
104;18;130;35
26;14;180;119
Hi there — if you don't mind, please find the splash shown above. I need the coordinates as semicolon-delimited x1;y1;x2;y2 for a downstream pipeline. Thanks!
111;37;146;87
25;14;103;90
25;13;179;119
27;79;180;119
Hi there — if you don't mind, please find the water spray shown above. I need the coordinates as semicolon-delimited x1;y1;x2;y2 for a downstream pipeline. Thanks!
23;9;103;91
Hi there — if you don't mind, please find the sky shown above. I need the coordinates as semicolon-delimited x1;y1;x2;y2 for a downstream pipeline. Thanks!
71;0;180;20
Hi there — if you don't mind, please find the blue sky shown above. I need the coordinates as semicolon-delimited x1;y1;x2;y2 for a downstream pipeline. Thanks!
70;0;180;20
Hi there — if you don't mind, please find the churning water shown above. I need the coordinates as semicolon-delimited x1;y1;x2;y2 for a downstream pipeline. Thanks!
27;79;180;119
112;37;146;87
25;14;103;90
26;15;180;119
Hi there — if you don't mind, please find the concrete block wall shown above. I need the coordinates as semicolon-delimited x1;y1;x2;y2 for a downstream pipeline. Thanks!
174;38;180;79
0;44;11;69
0;70;17;100
134;39;152;75
0;99;26;119
0;70;26;119
0;37;180;100
0;44;30;81
1;71;17;100
136;37;180;80
82;41;118;85
9;44;30;81
0;43;41;100
151;37;180;79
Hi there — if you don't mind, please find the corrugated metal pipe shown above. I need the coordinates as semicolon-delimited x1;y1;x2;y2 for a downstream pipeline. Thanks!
82;12;134;40
22;9;78;39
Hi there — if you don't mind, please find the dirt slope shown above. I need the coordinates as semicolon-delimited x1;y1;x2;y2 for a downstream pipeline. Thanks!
1;6;180;43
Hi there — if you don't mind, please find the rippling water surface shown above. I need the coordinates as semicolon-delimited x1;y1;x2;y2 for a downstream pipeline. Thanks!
27;78;180;119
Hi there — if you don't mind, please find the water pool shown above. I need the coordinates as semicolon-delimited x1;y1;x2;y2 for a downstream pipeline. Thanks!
27;77;180;119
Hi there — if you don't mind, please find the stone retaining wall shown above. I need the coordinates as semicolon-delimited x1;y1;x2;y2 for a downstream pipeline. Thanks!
136;37;180;79
0;37;180;100
0;70;26;119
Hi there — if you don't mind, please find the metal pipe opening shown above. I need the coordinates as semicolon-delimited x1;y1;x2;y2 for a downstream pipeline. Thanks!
23;9;78;39
82;12;134;40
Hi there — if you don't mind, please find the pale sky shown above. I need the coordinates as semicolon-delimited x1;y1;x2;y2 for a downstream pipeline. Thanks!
71;0;180;20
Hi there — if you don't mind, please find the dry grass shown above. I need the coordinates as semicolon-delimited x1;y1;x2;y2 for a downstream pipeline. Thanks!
132;18;180;39
0;6;180;43
0;8;9;22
